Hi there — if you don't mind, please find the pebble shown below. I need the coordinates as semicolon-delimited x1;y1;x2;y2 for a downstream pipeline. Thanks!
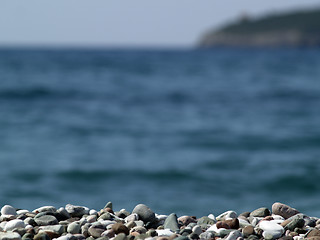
163;213;179;232
111;222;129;235
1;205;17;216
34;215;58;226
250;207;271;218
272;203;300;219
242;225;254;237
217;211;238;221
67;222;81;234
258;220;285;239
226;230;242;240
4;219;25;231
0;232;22;240
132;204;156;224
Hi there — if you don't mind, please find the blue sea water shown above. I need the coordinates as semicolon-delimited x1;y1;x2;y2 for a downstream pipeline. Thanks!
0;48;319;217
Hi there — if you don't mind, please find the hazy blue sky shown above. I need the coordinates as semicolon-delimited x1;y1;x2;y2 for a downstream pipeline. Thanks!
0;0;319;47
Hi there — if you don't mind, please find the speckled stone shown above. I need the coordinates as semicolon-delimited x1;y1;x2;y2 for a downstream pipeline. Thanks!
34;215;58;226
272;203;299;219
132;204;156;224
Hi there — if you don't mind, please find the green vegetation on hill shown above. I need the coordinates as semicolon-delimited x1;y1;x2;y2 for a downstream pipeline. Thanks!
199;8;320;47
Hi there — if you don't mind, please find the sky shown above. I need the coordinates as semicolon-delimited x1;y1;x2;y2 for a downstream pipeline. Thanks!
0;0;320;48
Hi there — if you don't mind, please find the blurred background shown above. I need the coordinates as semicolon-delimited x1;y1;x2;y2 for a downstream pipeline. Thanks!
0;0;320;217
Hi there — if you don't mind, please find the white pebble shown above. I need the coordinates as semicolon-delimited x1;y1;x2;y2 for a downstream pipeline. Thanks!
4;219;25;231
156;229;175;236
216;211;238;220
258;220;284;239
1;205;16;216
16;210;29;215
89;209;98;215
208;214;216;221
192;225;202;235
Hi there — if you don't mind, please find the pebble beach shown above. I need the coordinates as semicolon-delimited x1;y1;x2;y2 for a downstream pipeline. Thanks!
0;202;319;240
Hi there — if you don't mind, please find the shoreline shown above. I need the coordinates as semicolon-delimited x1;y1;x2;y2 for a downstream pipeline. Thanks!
0;202;318;240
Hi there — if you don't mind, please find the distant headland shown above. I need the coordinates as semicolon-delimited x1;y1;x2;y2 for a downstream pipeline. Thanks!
198;8;320;48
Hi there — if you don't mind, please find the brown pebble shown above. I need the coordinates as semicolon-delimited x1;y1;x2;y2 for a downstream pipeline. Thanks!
281;219;291;227
306;237;320;240
42;230;60;239
263;216;274;221
130;232;140;237
178;216;197;226
105;207;114;214
272;202;299;219
242;225;254;237
306;229;320;237
112;223;129;235
224;218;239;229
216;221;230;229
102;229;115;238
239;212;250;218
88;227;104;238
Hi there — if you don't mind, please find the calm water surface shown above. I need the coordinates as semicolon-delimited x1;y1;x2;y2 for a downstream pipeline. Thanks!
0;48;319;216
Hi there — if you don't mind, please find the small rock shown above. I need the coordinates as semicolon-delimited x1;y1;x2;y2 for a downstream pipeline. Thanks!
4;219;26;231
112;223;129;235
258;220;285;239
125;214;139;223
33;232;50;240
197;216;215;227
39;225;65;235
272;203;299;219
164;213;179;232
0;232;22;240
34;215;58;226
306;228;320;237
192;225;202;235
1;205;17;216
216;211;238;221
88;226;105;238
65;204;89;218
114;233;127;240
101;229;115;238
177;216;196;226
98;213;112;221
278;236;293;240
216;221;231;229
224;218;240;229
199;231;215;240
156;229;175;236
225;230;242;240
132;204;156;224
284;217;305;231
130;226;147;234
67;222;81;234
242;225;254;237
249;207;271;218
21;233;33;240
57;208;71;220
33;206;56;213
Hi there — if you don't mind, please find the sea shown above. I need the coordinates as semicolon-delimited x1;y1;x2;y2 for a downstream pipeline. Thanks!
0;47;319;217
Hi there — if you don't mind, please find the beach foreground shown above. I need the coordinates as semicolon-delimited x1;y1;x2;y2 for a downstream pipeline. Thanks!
0;202;318;240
